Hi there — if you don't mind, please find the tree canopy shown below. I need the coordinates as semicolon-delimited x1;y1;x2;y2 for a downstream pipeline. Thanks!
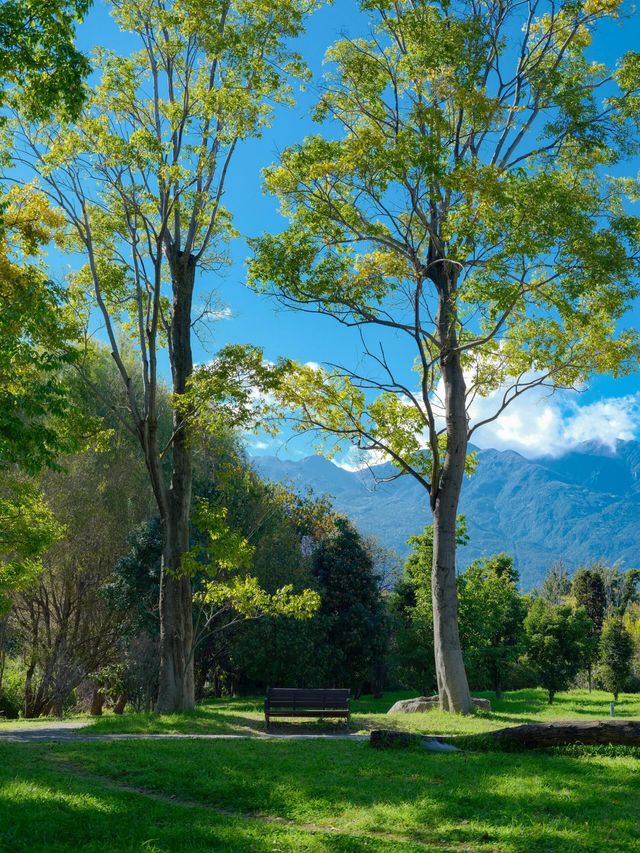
0;0;90;119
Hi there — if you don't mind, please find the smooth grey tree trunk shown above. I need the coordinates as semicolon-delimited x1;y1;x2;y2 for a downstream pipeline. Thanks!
430;265;473;715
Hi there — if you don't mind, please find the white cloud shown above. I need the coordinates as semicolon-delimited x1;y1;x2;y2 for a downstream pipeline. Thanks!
335;383;640;466
335;446;390;472
469;387;640;457
211;306;233;320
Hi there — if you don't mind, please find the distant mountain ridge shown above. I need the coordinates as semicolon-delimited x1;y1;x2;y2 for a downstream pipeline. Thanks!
252;440;640;590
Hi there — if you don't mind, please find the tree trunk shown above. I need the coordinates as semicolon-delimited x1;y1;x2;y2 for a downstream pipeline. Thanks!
0;616;7;692
113;693;127;715
372;658;385;699
90;686;105;716
24;662;36;718
156;253;197;713
432;506;472;714
490;719;640;748
430;269;472;715
371;720;640;750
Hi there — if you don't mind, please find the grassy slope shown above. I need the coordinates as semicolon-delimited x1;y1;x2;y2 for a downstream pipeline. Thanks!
1;690;639;852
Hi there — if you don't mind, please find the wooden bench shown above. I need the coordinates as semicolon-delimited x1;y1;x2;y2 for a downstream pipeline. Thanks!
264;688;351;727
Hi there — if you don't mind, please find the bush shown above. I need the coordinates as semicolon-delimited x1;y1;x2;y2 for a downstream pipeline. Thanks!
0;659;24;719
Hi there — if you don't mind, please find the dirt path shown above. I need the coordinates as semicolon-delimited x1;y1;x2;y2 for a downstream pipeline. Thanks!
0;722;368;743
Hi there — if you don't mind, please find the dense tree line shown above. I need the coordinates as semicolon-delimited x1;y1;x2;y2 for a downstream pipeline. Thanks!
390;537;640;705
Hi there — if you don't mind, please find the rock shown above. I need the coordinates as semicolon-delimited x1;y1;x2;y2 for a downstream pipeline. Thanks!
387;696;491;713
387;696;439;714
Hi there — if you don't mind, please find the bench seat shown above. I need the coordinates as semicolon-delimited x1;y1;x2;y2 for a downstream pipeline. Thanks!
264;688;351;726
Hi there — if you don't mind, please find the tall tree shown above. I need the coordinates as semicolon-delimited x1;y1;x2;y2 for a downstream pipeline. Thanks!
14;0;320;711
0;187;79;474
250;0;640;711
538;562;572;606
0;0;90;623
1;0;89;464
311;516;386;695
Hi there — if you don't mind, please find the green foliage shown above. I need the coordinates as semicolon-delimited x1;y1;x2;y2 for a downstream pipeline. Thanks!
102;518;163;638
0;188;81;474
457;554;526;696
572;568;606;634
311;517;387;692
249;0;640;484
189;496;319;622
0;480;64;613
180;346;290;438
0;0;90;119
524;598;593;703
599;616;634;701
537;562;572;605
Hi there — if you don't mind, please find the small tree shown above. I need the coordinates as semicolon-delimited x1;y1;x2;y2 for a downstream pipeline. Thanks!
524;599;592;704
458;554;526;699
599;617;633;701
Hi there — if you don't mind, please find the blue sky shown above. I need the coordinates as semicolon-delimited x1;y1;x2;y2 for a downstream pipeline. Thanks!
67;1;640;463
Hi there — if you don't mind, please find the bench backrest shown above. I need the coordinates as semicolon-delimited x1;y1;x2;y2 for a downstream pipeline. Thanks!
266;687;350;710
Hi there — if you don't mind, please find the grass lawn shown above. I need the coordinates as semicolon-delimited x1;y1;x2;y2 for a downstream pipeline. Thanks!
49;687;640;737
1;690;638;852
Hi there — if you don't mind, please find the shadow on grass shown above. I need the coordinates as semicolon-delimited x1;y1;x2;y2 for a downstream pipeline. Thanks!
49;737;640;853
0;744;414;853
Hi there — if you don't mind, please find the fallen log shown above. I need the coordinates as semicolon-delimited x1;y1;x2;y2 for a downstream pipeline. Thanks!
370;720;640;751
487;719;640;748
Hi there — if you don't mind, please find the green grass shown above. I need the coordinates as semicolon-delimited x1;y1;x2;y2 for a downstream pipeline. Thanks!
68;687;640;736
1;735;638;852
1;690;639;852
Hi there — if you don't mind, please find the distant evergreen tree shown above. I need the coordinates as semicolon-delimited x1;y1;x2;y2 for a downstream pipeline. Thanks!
599;617;634;701
572;567;606;690
312;517;387;696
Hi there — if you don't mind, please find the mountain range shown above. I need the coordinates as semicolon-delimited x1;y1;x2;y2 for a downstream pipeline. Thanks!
252;440;640;590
